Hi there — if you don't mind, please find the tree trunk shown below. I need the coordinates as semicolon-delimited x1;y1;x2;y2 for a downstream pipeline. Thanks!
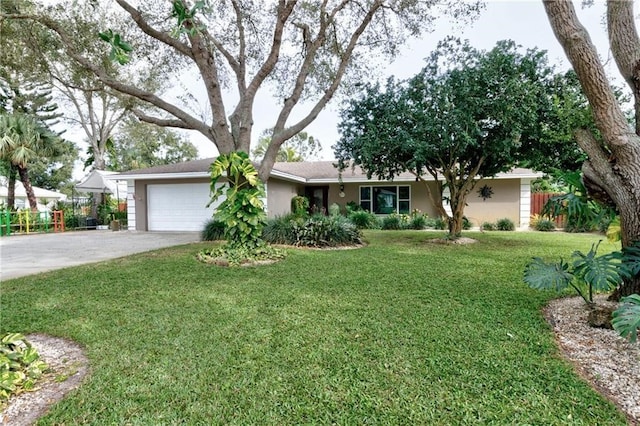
543;0;640;299
7;164;17;210
448;202;465;239
17;166;38;211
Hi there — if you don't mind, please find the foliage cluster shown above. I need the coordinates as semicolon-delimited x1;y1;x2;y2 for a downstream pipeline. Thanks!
347;210;381;230
481;218;515;231
524;241;640;342
543;171;615;233
201;219;226;242
263;214;362;248
207;152;267;250
0;333;48;407
530;214;556;232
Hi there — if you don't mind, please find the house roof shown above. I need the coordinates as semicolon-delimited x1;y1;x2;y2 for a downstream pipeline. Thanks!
114;157;542;183
0;177;67;200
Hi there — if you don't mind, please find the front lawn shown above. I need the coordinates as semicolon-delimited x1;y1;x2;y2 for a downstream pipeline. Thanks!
1;231;627;424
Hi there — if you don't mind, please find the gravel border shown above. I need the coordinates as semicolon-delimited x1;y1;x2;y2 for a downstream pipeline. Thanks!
545;295;640;425
0;334;89;426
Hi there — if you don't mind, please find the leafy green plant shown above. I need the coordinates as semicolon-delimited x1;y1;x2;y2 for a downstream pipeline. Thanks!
542;170;615;233
347;210;380;229
328;203;341;216
0;333;48;406
263;215;300;244
382;213;404;230
201;219;226;241
495;218;515;231
409;213;428;230
433;216;447;230
524;241;623;305
263;215;362;247
482;222;496;231
606;216;621;243
612;294;640;343
207;152;267;250
535;219;556;232
462;216;472;230
290;196;309;218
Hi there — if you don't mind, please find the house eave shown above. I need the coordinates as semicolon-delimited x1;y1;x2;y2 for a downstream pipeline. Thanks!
109;172;211;181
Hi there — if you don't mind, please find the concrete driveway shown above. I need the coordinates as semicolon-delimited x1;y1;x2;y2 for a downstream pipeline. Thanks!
0;230;200;281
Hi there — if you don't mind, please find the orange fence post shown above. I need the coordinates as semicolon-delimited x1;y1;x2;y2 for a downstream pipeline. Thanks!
53;210;65;232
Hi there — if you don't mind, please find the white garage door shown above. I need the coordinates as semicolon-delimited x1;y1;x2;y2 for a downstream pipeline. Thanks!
147;183;222;231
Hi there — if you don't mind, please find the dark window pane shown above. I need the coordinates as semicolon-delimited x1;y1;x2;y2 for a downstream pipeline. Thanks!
360;186;370;200
361;201;371;212
373;186;397;214
399;201;410;214
399;186;410;199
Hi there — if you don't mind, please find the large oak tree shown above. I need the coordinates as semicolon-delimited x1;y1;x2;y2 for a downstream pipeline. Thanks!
2;0;483;181
543;0;640;297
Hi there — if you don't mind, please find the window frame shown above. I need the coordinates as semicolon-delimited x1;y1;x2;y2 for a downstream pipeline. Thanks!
359;185;411;214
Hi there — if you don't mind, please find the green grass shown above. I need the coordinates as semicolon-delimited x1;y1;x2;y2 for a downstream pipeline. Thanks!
1;231;627;424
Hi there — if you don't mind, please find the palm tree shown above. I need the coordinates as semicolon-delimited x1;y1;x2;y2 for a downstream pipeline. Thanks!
0;113;58;211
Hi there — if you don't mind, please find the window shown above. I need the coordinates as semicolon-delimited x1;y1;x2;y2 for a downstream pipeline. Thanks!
360;185;410;214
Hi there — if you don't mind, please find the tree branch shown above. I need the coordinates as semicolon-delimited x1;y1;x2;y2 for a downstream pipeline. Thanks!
114;0;194;59
132;110;193;129
607;0;640;134
543;0;632;149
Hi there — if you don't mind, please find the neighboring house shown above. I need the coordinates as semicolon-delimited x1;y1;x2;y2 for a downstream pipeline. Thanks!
0;177;67;211
114;158;542;232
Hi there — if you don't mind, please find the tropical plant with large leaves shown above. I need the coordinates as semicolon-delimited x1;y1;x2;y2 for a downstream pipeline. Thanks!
542;170;616;233
612;294;640;343
524;241;623;306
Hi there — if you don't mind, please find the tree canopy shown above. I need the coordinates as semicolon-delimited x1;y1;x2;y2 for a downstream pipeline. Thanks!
108;118;199;171
251;128;321;162
1;0;484;181
335;39;554;237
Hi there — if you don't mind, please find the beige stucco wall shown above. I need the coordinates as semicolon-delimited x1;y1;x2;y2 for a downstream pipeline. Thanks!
266;179;302;217
462;178;520;227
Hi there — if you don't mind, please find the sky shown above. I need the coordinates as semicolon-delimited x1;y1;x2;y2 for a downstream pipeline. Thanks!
189;0;618;161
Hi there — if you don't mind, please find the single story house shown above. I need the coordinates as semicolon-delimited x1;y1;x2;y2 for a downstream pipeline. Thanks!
113;158;542;232
0;177;67;211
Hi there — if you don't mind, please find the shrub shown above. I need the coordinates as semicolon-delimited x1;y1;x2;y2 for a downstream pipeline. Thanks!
263;215;362;247
0;333;48;406
463;216;472;230
433;216;447;230
535;219;556;232
292;215;362;247
481;221;496;231
263;215;300;244
409;213;428;230
382;213;403;230
328;203;341;216
201;219;226;241
495;218;515;231
345;201;362;213
290;196;309;218
348;210;380;229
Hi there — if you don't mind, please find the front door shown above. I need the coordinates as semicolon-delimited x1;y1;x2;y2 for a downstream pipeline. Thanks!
305;186;329;215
